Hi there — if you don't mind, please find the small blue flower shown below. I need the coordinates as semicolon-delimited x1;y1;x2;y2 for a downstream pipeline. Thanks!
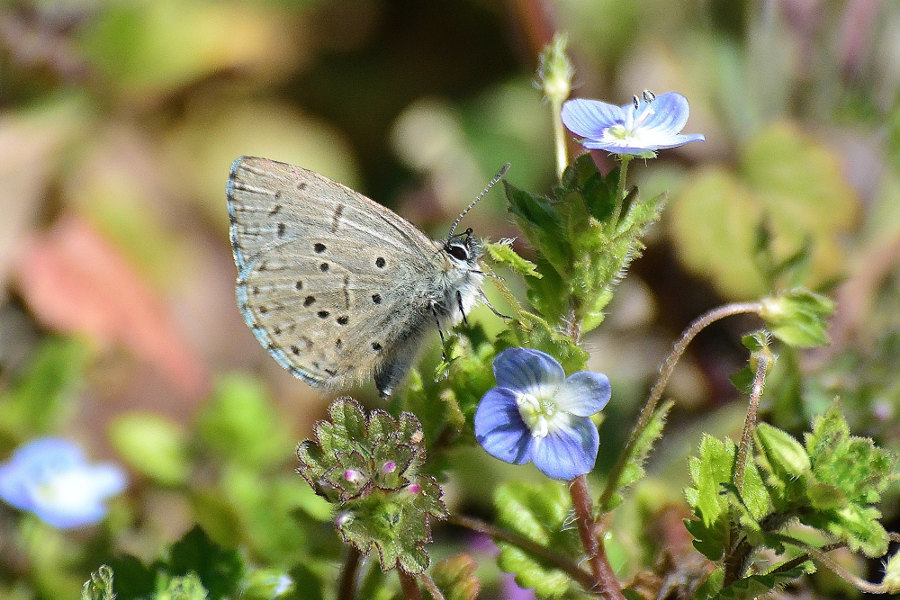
474;348;611;480
561;91;705;156
0;438;127;529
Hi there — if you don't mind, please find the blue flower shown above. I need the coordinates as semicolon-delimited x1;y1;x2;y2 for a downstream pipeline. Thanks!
0;438;127;529
474;348;611;480
561;91;705;156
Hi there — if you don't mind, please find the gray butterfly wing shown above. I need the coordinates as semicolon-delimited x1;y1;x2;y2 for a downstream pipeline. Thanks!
227;156;441;389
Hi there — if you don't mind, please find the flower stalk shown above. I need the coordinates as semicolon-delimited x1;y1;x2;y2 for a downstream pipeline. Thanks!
600;301;764;512
733;349;771;492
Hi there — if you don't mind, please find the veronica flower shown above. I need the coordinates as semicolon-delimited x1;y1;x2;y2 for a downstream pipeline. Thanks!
474;348;611;480
561;91;705;156
0;438;127;529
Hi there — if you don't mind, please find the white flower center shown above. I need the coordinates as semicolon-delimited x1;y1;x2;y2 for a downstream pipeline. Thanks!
515;387;565;439
606;102;656;143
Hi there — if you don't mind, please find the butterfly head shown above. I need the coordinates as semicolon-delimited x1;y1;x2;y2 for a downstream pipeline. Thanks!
444;227;481;266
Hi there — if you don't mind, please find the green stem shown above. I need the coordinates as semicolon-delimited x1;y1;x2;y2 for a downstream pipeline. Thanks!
608;156;631;229
337;546;361;600
569;475;625;599
774;536;899;595
418;573;445;600
552;97;568;180
599;301;764;513
733;351;770;493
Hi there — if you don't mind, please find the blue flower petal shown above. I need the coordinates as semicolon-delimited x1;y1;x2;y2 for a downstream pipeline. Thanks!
563;91;704;155
556;372;611;416
474;387;534;465
531;418;599;480
493;347;564;392
639;92;691;134
561;99;624;139
0;437;127;529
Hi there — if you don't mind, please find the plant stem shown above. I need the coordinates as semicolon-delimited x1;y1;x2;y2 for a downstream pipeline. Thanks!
774;536;898;595
448;514;597;592
599;301;764;512
608;156;631;229
733;351;770;492
337;546;361;600
398;570;422;600
419;573;446;600
570;475;625;599
552;96;568;180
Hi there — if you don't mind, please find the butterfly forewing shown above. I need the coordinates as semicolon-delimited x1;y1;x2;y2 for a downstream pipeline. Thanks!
227;156;440;388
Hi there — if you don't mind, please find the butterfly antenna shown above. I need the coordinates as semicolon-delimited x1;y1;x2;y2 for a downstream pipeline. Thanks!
447;163;510;242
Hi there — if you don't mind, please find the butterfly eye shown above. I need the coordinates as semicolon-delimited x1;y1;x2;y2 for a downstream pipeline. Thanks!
447;242;469;261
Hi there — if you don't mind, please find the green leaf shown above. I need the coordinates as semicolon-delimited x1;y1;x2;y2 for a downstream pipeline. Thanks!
109;412;190;485
495;314;588;374
168;527;244;600
603;400;673;511
484;241;541;279
494;481;582;598
805;400;895;504
805;504;889;557
240;568;303;600
711;565;811;600
503;180;569;277
81;565;115;600
0;336;89;439
298;398;446;573
196;374;293;469
156;572;209;600
754;422;810;505
336;477;447;573
428;555;480;600
685;435;771;560
670;124;857;298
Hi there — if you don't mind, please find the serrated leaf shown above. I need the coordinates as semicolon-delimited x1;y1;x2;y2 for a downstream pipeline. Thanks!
754;423;810;499
805;400;895;503
803;503;889;558
429;554;480;600
297;399;427;502
711;565;811;600
494;481;582;598
168;527;244;600
336;477;447;574
82;565;115;600
158;572;209;600
485;242;541;278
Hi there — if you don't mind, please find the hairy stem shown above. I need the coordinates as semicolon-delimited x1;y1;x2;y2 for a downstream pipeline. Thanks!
570;475;625;599
553;96;568;180
337;547;361;600
734;351;770;492
448;514;597;592
599;301;764;512
608;156;631;229
775;536;898;595
398;570;422;600
419;573;446;600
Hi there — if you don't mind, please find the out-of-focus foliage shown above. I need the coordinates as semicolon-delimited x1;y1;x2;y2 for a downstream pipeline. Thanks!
1;1;899;598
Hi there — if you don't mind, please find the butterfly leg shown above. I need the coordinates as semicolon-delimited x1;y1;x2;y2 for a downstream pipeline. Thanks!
456;290;469;326
480;290;512;320
430;302;448;360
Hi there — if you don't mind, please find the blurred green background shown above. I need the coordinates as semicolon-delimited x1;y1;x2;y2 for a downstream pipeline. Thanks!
1;1;899;598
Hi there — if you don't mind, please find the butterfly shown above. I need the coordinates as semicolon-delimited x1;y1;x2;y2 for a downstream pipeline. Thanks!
227;157;507;397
